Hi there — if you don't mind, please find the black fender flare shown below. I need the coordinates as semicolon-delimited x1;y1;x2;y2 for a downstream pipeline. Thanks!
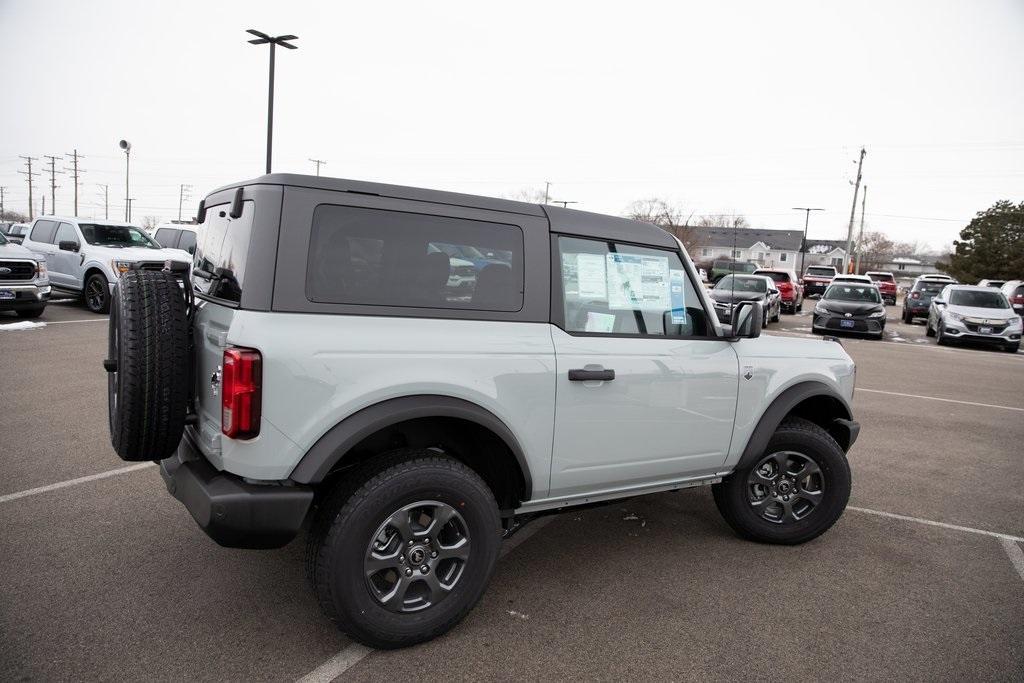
288;395;532;499
736;381;856;471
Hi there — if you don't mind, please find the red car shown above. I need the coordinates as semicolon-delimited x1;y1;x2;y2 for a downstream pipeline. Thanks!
865;271;897;305
754;268;803;313
801;265;837;298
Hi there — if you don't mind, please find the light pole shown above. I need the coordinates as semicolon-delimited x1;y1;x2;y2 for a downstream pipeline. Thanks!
792;207;824;276
247;29;298;174
119;140;131;221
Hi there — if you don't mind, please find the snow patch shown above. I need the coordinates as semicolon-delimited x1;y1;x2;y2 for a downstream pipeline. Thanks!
0;321;46;331
507;610;529;620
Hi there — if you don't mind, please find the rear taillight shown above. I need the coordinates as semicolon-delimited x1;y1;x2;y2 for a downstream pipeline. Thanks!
911;292;920;299
222;347;262;439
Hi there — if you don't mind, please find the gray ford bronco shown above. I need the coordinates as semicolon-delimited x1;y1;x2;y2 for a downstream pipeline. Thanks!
106;174;859;649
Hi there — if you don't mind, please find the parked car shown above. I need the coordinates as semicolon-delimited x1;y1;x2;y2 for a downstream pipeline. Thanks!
21;216;191;313
0;230;50;318
709;274;781;326
865;271;897;305
104;173;859;649
977;279;1006;289
811;282;887;339
710;259;759;283
754;268;803;313
927;285;1021;353
1000;280;1024;314
831;274;873;286
902;277;948;323
919;273;957;283
153;223;200;256
2;222;31;244
801;265;837;297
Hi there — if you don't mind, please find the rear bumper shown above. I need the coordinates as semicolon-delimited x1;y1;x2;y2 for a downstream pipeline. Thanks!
160;437;314;549
804;282;829;296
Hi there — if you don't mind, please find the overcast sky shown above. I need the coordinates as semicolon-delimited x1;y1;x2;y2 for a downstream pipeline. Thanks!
2;0;1022;249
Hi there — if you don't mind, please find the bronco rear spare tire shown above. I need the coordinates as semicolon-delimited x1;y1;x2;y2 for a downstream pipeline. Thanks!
107;270;190;461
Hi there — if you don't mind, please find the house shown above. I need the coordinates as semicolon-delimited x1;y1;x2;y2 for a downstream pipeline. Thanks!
691;227;803;269
877;256;943;279
803;239;849;270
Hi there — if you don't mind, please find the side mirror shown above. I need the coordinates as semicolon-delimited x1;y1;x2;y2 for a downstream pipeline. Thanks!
730;301;763;339
59;240;79;252
933;298;945;306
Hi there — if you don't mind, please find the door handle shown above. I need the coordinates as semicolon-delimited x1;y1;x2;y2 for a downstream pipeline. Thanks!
568;366;615;382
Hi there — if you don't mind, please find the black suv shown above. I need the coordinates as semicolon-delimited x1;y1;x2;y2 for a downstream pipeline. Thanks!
902;278;947;323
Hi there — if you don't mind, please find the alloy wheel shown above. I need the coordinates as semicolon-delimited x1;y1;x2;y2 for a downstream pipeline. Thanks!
86;277;106;311
747;451;825;524
364;500;471;613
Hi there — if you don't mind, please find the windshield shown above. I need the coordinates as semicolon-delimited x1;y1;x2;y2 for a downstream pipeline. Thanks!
716;275;767;293
807;267;835;277
867;273;894;282
949;289;1009;309
80;224;159;249
824;284;881;303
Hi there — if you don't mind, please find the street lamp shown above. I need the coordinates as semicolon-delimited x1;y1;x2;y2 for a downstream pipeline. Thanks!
792;207;824;276
119;139;131;221
247;29;298;174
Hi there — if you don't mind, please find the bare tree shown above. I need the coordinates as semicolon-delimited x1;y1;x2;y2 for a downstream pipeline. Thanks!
624;198;698;250
856;231;896;272
504;187;548;204
694;213;750;229
139;215;161;232
1;209;29;223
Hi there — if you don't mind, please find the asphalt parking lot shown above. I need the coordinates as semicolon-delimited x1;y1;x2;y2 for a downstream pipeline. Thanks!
2;298;1023;681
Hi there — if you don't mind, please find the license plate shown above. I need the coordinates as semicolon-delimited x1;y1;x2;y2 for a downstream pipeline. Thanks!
978;326;992;334
840;319;856;328
0;289;14;300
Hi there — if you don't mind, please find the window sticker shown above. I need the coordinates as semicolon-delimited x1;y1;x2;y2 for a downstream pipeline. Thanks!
584;311;616;333
669;269;687;324
606;253;670;311
576;253;607;300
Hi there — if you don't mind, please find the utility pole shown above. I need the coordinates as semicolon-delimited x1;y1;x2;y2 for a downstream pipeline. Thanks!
0;186;6;218
42;195;46;215
844;147;866;274
543;181;551;204
247;30;299;174
792;207;824;276
65;149;85;215
854;185;868;274
126;198;135;222
552;200;578;209
309;158;326;176
43;154;62;216
18;156;39;220
178;184;192;221
98;184;109;220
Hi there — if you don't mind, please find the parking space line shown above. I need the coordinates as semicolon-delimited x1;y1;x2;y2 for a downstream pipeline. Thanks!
1001;539;1024;583
857;388;1024;412
847;506;1024;543
0;462;154;504
46;318;108;325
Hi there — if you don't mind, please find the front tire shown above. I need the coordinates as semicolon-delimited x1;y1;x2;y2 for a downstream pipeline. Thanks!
903;310;913;324
1005;343;1020;354
712;417;851;545
926;320;935;337
308;450;502;649
15;306;45;319
84;273;111;313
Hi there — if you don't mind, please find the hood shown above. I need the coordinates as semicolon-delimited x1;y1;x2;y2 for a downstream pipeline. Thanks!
87;244;190;264
816;299;884;316
0;240;43;261
710;289;766;304
947;305;1018;321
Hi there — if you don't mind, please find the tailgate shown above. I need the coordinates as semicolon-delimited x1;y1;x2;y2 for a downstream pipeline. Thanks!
189;301;236;458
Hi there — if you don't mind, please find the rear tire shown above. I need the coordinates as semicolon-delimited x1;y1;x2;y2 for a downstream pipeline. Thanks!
107;271;190;461
15;306;45;319
308;449;502;649
902;310;913;324
712;417;851;545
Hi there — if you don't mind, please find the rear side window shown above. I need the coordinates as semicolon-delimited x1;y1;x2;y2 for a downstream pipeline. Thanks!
177;230;197;255
154;228;180;248
193;201;254;304
30;219;58;244
55;223;78;245
306;205;524;312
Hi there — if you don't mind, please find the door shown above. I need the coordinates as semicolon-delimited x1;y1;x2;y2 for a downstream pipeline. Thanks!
49;222;81;288
549;236;739;499
25;219;59;280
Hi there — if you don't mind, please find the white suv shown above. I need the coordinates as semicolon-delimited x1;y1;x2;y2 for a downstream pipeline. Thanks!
22;216;190;313
105;174;860;649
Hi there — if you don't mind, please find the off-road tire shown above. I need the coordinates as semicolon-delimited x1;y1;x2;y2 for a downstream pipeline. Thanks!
107;271;189;461
712;417;851;545
16;306;45;319
84;272;111;313
307;449;502;649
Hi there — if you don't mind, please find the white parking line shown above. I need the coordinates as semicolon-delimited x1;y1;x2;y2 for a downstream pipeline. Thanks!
847;506;1024;543
1001;539;1024;582
0;462;155;504
46;318;108;324
857;388;1024;412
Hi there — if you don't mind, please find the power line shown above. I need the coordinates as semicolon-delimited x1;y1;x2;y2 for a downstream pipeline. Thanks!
17;156;39;220
42;154;63;216
97;184;109;220
178;184;192;221
65;149;86;216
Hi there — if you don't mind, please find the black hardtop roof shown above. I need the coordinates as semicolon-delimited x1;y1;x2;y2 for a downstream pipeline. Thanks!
210;174;676;249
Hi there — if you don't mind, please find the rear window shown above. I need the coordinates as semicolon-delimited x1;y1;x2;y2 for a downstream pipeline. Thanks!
806;267;835;277
178;230;197;254
306;204;524;312
154;228;180;248
30;219;58;244
915;281;945;294
755;271;789;283
193;201;254;304
867;273;894;283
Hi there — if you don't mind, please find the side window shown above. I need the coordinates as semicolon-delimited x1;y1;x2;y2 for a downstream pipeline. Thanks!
557;236;709;337
194;201;255;304
54;222;78;245
177;230;197;255
154;228;180;248
30;219;58;244
306;204;524;312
